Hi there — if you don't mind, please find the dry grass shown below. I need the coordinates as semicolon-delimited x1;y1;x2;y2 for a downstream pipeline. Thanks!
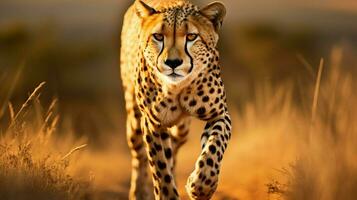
280;47;357;200
0;83;91;200
0;46;356;200
211;47;357;200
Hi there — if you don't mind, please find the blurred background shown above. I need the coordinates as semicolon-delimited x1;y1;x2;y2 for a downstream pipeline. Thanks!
0;0;356;199
1;0;357;136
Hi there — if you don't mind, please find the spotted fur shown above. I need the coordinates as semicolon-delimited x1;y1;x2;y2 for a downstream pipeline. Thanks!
120;0;231;199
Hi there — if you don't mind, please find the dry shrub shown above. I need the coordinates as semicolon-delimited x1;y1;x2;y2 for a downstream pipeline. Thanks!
0;82;91;200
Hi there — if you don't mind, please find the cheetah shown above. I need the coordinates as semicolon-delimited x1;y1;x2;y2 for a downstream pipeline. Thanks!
120;0;232;199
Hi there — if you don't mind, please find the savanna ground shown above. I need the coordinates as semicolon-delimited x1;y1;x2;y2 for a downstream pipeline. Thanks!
1;0;357;200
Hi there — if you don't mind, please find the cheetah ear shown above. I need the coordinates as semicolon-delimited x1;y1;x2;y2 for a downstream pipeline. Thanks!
200;2;226;31
135;0;157;18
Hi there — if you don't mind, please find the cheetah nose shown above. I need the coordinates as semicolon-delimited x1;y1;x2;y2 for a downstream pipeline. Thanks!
165;59;183;70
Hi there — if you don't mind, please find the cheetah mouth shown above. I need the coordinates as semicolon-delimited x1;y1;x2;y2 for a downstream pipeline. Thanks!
168;73;183;78
160;71;187;84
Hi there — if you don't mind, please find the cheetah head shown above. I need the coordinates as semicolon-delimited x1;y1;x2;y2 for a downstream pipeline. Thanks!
135;0;226;87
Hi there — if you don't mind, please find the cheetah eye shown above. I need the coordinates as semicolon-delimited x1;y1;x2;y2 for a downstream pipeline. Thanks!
153;33;164;41
186;33;198;42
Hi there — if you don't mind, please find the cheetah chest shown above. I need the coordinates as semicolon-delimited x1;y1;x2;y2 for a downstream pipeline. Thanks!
151;96;185;126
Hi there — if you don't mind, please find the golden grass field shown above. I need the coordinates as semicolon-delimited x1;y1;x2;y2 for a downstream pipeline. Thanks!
0;46;356;200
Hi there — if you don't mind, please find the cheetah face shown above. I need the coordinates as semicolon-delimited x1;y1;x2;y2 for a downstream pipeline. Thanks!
143;21;197;84
135;1;226;86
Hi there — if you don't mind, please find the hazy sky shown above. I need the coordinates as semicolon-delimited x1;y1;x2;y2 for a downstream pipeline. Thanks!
1;0;356;38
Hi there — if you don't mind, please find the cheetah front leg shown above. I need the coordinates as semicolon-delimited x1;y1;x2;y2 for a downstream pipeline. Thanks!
125;92;152;200
142;116;180;200
186;113;232;199
169;118;191;174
